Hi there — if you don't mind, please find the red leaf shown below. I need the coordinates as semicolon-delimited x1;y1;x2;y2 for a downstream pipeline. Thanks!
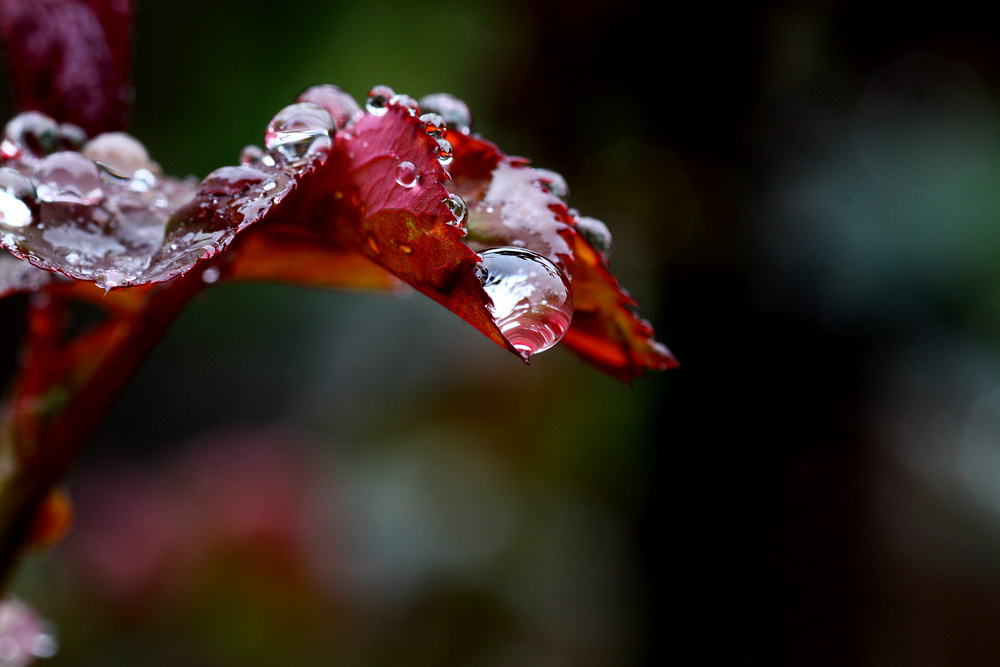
0;87;675;377
231;101;516;356
0;0;133;135
447;130;678;379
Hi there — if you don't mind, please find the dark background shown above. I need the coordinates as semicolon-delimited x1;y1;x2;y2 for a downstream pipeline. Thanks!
8;1;1000;665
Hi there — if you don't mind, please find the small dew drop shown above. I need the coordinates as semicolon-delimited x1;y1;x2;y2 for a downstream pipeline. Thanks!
33;152;105;205
420;113;447;139
478;247;574;357
395;160;420;188
96;269;127;292
436;138;453;166
239;145;265;166
264;103;333;161
419;93;473;134
366;85;396;115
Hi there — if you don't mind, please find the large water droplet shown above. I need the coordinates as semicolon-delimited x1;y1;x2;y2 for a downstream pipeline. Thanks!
296;84;361;130
395;160;419;188
478;247;573;357
33;152;104;205
264;103;333;161
366;85;396;115
419;93;473;134
0;168;34;228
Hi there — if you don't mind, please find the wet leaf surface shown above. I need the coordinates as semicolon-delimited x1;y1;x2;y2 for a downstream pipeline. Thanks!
0;90;674;377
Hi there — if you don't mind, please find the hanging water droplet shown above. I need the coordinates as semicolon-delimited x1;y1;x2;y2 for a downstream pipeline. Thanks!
420;113;447;139
0;167;34;228
419;93;473;134
436;138;453;166
395;160;419;188
575;215;613;256
478;247;573;357
296;84;361;130
533;168;569;201
96;269;127;291
33;152;104;205
264;103;333;161
444;193;467;226
366;85;396;115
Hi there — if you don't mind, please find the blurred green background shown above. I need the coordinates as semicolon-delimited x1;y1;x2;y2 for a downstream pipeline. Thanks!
12;0;1000;665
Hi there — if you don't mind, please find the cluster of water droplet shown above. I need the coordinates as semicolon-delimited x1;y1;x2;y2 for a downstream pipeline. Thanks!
477;247;574;357
0;110;197;289
352;85;477;234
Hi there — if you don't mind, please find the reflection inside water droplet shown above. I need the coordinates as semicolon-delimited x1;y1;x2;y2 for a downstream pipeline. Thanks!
478;247;573;356
444;193;467;226
366;85;396;115
33;152;104;205
419;93;473;134
264;103;333;161
395;161;419;188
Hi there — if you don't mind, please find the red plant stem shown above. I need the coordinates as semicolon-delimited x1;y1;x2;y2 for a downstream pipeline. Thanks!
0;270;205;594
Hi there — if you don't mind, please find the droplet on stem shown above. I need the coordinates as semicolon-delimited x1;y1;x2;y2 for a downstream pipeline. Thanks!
478;247;574;357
